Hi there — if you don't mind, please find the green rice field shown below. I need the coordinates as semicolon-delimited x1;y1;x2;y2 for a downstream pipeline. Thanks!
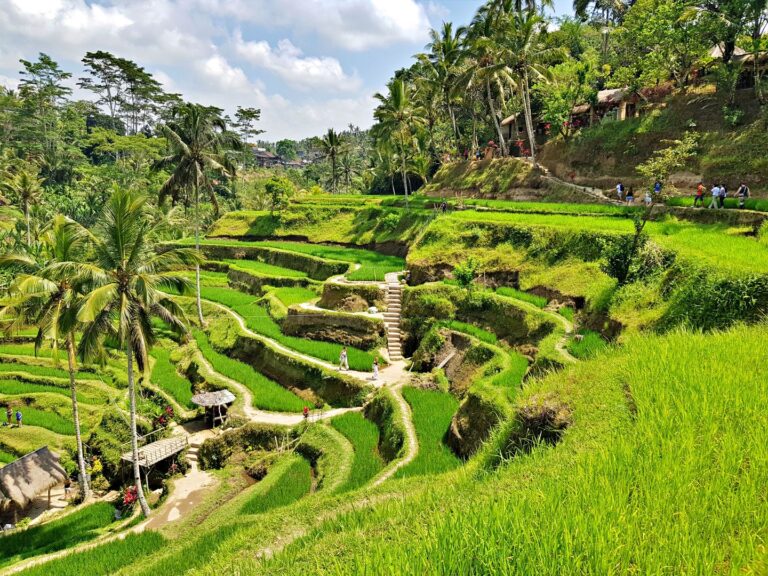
240;454;312;514
331;412;384;491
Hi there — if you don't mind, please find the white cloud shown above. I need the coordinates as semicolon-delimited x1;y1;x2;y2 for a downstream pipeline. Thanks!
194;0;432;51
234;33;361;92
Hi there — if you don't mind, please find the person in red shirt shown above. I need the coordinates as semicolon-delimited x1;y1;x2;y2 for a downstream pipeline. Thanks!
303;406;309;420
693;182;705;207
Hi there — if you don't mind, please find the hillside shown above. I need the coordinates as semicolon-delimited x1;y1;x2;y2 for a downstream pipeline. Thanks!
540;88;768;195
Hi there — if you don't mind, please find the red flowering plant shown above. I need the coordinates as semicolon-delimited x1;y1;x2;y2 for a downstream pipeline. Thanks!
121;485;138;511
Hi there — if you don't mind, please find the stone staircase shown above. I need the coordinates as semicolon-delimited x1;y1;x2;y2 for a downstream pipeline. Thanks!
383;273;403;362
186;439;202;469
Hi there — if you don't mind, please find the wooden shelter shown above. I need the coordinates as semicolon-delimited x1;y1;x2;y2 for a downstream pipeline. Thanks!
121;433;188;492
191;389;236;428
0;447;67;518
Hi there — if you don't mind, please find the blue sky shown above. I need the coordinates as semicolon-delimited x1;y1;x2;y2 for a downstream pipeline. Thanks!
0;0;575;140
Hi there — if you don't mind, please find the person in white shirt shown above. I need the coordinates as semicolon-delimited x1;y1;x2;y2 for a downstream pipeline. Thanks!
338;347;349;371
709;185;721;209
616;182;624;201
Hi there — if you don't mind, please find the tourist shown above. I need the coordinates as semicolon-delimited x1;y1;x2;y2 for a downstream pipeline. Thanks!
616;181;625;201
626;187;634;204
5;406;10;426
693;182;705;207
737;182;750;209
644;190;653;206
303;406;309;420
709;184;721;209
339;347;349;371
371;358;379;381
15;409;21;428
719;184;727;209
654;180;662;195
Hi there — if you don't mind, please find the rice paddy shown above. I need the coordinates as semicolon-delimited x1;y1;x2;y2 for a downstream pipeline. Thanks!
495;286;548;308
331;412;384;491
149;348;195;409
193;330;306;413
567;330;608;359
224;259;308;278
395;387;461;479
240;454;313;514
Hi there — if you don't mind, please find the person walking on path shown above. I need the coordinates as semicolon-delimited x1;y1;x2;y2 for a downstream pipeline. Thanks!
654;180;662;195
15;409;22;428
5;406;11;426
709;184;721;209
644;189;653;206
694;182;705;207
719;184;727;208
616;182;625;201
737;182;750;209
626;187;634;205
371;358;379;381
338;347;349;371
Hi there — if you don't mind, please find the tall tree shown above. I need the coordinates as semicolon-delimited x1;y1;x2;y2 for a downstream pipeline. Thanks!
0;166;44;247
78;190;197;517
0;216;95;499
373;79;425;203
319;128;344;194
233;106;263;144
155;103;241;325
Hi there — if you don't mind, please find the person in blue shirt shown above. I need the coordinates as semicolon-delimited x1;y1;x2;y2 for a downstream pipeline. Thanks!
654;180;662;195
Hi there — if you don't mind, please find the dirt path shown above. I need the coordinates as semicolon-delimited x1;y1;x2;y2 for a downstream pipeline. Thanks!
504;296;576;364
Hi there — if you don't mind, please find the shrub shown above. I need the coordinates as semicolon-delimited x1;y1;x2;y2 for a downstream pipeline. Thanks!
198;422;295;469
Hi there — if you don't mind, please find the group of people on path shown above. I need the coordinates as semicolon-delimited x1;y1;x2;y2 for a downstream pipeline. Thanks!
694;181;750;209
615;181;661;206
338;347;379;381
4;406;22;428
616;180;751;209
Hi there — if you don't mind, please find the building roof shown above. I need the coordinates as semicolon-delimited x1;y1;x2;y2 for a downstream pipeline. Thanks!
191;389;236;408
501;113;518;127
709;43;747;59
0;447;67;510
253;149;278;159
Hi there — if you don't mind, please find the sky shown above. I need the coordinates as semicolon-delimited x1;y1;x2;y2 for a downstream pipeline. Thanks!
0;0;574;141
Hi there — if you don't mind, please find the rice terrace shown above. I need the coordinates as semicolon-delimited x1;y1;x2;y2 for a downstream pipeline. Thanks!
0;0;768;574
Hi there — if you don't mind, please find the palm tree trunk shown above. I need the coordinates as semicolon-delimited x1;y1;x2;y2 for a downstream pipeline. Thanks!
24;202;30;248
390;173;395;195
127;339;151;517
399;132;409;207
522;71;537;166
194;182;204;326
331;153;337;194
67;334;90;500
485;78;507;157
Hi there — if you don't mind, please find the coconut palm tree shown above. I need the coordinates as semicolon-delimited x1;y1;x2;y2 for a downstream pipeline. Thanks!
319;128;344;194
418;22;467;150
373;79;425;205
0;216;94;499
155;103;241;326
77;189;197;517
0;167;44;248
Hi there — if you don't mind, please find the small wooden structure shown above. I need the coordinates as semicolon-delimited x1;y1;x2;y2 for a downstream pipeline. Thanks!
191;390;236;428
121;433;188;492
0;447;67;520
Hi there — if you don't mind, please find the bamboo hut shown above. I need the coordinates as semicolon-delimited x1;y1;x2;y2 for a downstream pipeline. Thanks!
0;447;67;519
191;390;236;428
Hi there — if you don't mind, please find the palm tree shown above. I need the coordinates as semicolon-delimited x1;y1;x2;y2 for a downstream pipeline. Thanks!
0;216;94;499
319;128;343;194
156;103;241;326
418;22;467;151
78;189;197;517
0;168;44;247
459;8;518;157
373;79;425;205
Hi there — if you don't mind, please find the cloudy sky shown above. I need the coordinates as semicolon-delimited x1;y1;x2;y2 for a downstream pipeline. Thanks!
0;0;573;141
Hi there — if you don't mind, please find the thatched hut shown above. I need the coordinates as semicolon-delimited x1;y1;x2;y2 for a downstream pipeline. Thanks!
0;447;67;518
191;390;236;427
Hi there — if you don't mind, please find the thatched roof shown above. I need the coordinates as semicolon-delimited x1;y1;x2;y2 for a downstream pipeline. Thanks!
0;447;67;510
191;389;236;408
709;43;747;60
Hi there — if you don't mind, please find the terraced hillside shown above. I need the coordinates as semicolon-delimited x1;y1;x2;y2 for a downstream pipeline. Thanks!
4;195;768;576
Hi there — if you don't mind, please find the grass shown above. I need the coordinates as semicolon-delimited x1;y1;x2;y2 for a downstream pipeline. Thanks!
495;286;548;308
666;196;768;212
567;330;608;359
267;286;318;306
395;387;461;479
198;285;378;371
0;450;17;463
240;453;312;514
0;379;91;403
193;330;306;413
198;239;404;282
0;360;93;381
331;412;384;491
439;320;498;345
558;306;575;322
14;532;166;576
0;502;116;567
224;259;308;278
149;348;194;409
13;407;79;436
